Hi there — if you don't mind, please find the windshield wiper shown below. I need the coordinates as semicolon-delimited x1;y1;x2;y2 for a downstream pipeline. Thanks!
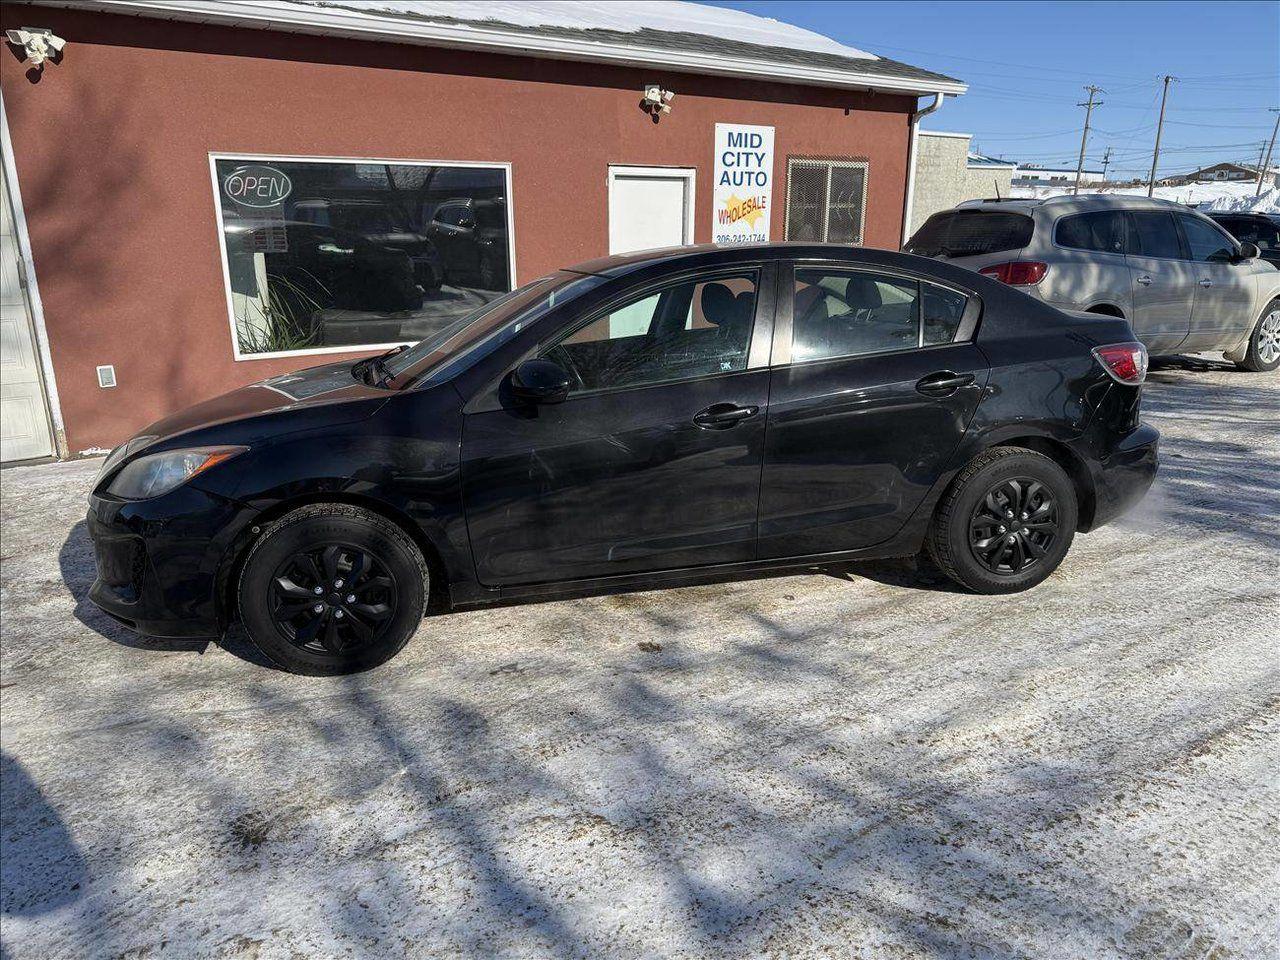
353;344;408;388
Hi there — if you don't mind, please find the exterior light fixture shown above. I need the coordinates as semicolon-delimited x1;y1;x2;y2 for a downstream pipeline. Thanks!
6;27;66;69
642;83;675;115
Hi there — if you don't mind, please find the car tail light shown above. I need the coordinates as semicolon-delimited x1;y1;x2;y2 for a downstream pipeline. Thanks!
1092;342;1148;385
979;261;1048;285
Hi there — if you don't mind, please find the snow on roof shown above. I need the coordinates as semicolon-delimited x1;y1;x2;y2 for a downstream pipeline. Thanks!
967;152;1017;169
309;1;877;60
35;0;965;94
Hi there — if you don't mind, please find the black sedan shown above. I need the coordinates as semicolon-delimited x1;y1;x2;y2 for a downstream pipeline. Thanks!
88;244;1159;674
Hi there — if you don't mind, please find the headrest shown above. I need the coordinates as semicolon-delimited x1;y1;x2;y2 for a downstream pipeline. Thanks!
700;282;736;325
844;275;883;309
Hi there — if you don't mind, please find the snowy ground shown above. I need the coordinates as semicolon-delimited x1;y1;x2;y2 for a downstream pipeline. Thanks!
2;358;1278;959
1012;181;1280;214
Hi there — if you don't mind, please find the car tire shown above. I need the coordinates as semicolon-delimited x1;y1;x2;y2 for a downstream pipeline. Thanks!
926;447;1078;594
237;504;429;675
1234;299;1280;372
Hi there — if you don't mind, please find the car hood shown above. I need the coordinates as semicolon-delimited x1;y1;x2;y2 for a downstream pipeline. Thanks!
131;360;389;451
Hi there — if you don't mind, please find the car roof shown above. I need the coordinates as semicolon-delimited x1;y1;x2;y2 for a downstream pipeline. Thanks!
560;242;996;292
954;194;1193;215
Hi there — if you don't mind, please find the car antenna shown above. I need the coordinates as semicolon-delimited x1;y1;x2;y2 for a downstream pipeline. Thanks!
994;178;1002;200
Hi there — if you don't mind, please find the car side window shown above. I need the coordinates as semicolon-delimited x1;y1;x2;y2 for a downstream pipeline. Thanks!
793;269;920;362
1178;215;1237;263
542;273;757;393
1056;211;1126;254
1127;212;1183;259
922;283;969;345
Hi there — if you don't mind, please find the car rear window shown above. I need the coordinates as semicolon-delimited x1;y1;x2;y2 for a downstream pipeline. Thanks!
905;210;1034;258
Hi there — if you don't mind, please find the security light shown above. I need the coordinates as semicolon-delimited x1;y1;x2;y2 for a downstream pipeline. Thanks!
642;84;675;115
6;27;66;68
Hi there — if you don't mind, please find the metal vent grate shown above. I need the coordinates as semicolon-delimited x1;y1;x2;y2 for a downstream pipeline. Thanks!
785;157;869;244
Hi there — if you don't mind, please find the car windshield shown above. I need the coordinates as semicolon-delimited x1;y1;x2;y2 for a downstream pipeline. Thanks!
377;271;605;388
906;210;1035;258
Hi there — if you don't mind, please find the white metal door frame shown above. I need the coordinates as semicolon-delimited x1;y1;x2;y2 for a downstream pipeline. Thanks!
607;165;696;254
1;92;64;462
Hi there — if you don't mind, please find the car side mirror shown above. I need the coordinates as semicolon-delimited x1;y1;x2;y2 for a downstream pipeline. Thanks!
1236;241;1260;262
510;359;571;404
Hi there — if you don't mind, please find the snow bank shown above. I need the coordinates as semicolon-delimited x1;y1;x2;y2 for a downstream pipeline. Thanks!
1011;180;1277;211
305;1;879;59
1202;188;1280;215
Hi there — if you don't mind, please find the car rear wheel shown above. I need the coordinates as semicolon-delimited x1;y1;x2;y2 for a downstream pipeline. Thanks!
927;447;1078;594
1235;299;1280;372
237;504;428;675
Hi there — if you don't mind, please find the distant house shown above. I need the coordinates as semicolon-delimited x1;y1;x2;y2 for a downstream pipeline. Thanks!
1014;164;1104;186
909;132;1017;234
1160;161;1280;186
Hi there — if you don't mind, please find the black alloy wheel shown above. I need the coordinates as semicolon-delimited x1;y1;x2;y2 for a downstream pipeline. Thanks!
238;504;428;675
968;478;1060;575
268;543;398;655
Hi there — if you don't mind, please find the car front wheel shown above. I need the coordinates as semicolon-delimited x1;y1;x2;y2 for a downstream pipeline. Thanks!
237;504;428;675
927;447;1078;594
1235;298;1280;373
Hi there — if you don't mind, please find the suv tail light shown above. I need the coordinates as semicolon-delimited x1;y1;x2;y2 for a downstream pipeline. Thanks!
979;261;1048;285
1092;342;1148;385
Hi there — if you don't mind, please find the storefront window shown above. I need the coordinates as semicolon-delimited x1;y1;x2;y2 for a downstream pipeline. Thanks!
212;157;513;358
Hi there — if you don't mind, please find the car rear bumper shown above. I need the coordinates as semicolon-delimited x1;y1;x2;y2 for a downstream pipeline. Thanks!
87;485;257;639
1088;422;1159;529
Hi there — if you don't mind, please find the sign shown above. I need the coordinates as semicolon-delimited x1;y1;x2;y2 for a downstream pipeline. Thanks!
222;164;292;208
713;123;774;245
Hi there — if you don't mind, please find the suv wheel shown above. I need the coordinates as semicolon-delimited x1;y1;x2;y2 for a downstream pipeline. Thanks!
237;504;428;675
1235;299;1280;372
927;447;1078;594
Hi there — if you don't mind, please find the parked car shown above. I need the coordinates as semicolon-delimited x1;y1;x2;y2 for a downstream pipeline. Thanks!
1206;211;1280;269
290;198;444;291
425;197;510;290
88;244;1158;674
905;195;1280;372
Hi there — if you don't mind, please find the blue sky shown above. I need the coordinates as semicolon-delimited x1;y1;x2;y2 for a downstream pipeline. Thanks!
703;0;1280;179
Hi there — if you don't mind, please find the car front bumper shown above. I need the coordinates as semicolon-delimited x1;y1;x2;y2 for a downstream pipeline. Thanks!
87;484;258;639
1088;422;1160;529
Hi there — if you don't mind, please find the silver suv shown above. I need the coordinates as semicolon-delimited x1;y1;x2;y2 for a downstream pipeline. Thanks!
905;195;1280;371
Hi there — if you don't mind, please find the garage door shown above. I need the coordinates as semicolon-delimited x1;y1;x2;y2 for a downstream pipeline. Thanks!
1;162;55;463
608;166;695;255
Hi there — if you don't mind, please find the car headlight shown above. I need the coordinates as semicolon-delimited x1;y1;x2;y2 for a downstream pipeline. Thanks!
107;446;247;500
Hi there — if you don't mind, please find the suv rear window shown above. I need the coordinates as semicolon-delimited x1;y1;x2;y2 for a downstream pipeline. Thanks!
905;210;1034;258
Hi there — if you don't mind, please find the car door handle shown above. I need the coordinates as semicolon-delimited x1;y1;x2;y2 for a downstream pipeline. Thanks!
1136;275;1153;286
1198;278;1214;287
693;402;759;429
915;371;976;397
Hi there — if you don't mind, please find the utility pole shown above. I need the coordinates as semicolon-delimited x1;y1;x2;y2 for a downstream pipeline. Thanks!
1074;85;1103;195
1101;146;1113;182
1258;108;1280;196
1147;75;1175;197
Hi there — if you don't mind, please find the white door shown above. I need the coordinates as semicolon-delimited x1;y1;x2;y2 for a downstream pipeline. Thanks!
1;161;55;463
608;166;695;255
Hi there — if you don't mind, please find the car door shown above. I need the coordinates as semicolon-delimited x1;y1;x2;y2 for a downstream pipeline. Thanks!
757;263;989;558
1176;212;1257;351
460;265;774;586
1124;210;1195;353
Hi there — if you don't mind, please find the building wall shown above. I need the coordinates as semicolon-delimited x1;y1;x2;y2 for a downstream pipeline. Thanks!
0;4;915;453
1015;169;1104;185
909;133;1014;235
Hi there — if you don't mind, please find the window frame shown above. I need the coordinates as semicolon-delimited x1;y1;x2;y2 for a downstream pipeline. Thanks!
208;152;517;362
771;260;982;368
530;263;776;400
783;157;870;245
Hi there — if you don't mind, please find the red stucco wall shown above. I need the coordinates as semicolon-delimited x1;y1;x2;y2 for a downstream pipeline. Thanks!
1;4;915;452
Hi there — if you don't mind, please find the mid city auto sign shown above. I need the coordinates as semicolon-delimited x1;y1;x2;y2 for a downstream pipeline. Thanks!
713;123;775;245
